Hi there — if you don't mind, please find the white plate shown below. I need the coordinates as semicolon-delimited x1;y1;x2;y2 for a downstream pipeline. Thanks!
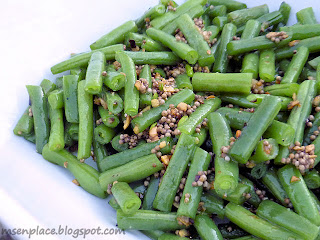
0;0;319;239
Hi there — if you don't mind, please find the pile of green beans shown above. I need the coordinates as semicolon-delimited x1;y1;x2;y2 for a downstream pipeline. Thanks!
14;0;320;239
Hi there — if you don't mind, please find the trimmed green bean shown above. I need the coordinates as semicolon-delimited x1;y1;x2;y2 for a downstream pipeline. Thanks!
42;145;106;198
99;137;172;171
227;4;269;27
92;137;108;172
213;23;236;73
13;106;34;136
257;200;319;240
229;96;281;164
70;67;86;81
212;16;227;30
135;4;166;29
48;89;64;109
279;2;291;25
264;83;299;97
26;85;50;153
94;124;115;145
104;70;125;91
111;182;141;215
51;44;124;74
106;92;123;115
146;28;198;64
281;46;309;84
117;210;185;231
309;56;320;70
259;49;275;82
278;165;320;225
262;168;289;205
177;14;214;67
280;24;320;41
77;80;93;160
98;106;120;128
304;169;320;189
225;202;303;240
200;193;225;219
246;94;291;111
194;215;223;240
68;123;79;141
40;79;56;96
153;133;196;212
142;176;160;210
296;7;318;25
241;20;262;40
90;21;137;50
63;75;79;123
84;51;105;94
192;72;252;94
208;112;239;196
194;127;208;147
48;105;64;151
125;51;182;65
99;154;163;190
139;64;152;107
219;94;258;108
250;138;278;163
141;37;169;52
239;175;261;207
242;53;259;79
177;147;211;219
220;183;250;205
208;0;247;12
115;51;139;116
132;88;195;133
178;98;221;135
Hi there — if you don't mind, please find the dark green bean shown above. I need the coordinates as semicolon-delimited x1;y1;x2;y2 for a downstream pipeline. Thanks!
194;215;223;240
239;175;261;207
26;85;50;153
219;94;258;108
304;169;320;189
98;106;120;128
200;193;225;219
142;176;160;210
68;123;79;141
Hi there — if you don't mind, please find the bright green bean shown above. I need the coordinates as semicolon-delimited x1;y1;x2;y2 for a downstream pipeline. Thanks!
259;49;275;82
84;51;105;94
48;105;64;151
13;106;34;136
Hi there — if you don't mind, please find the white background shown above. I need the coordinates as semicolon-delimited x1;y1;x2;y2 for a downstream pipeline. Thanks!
0;0;319;239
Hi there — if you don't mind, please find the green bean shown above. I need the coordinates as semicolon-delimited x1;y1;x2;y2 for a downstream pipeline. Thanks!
251;163;268;179
227;4;269;27
177;147;211;219
135;4;166;29
262;168;289;206
48;89;64;109
111;182;141;215
94;124;115;145
150;0;206;29
310;191;320;213
194;215;223;240
70;67;86;81
200;193;225;219
84;51;105;94
212;16;228;30
63;75;79;123
175;74;192;90
304;169;320;189
237;11;284;33
264;83;299;97
241;20;261;40
106;92;123;115
51;44;124;74
184;64;193;78
278;165;320;225
24;132;36;144
109;196;120;210
208;5;227;18
216;107;295;146
117;210;185;231
55;76;63;88
229;95;281;164
206;25;220;42
125;32;145;48
64;123;75;147
280;24;320;41
219;94;258;108
139;64;152;106
239;175;261;207
246;94;291;111
296;7;318;25
103;70;125;91
250;138;278;163
98;106;119;128
225;202;304;240
99;154;163;190
48;105;64;151
99;137;172;171
281;46;309;84
132;88;194;133
13;106;34;136
142;230;165;240
153;133;196;212
300;66;317;80
208;112;238;196
257;200;319;240
26;85;50;153
279;59;290;72
90;21;137;50
275;36;320;60
161;4;204;35
142;176;160;210
221;183;250;204
279;2;291;25
40;79;56;96
177;14;214;67
158;233;188;240
213;23;236;73
141;37;169;52
275;80;316;164
178;98;221;135
208;0;247;12
308;56;320;70
259;49;275;82
42;145;106;198
192;72;252;94
77;80;93;160
68;123;79;141
115;51;139;116
146;28;198;64
228;33;292;56
303;112;320;145
194;128;208;147
92;138;108;172
241;53;259;79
